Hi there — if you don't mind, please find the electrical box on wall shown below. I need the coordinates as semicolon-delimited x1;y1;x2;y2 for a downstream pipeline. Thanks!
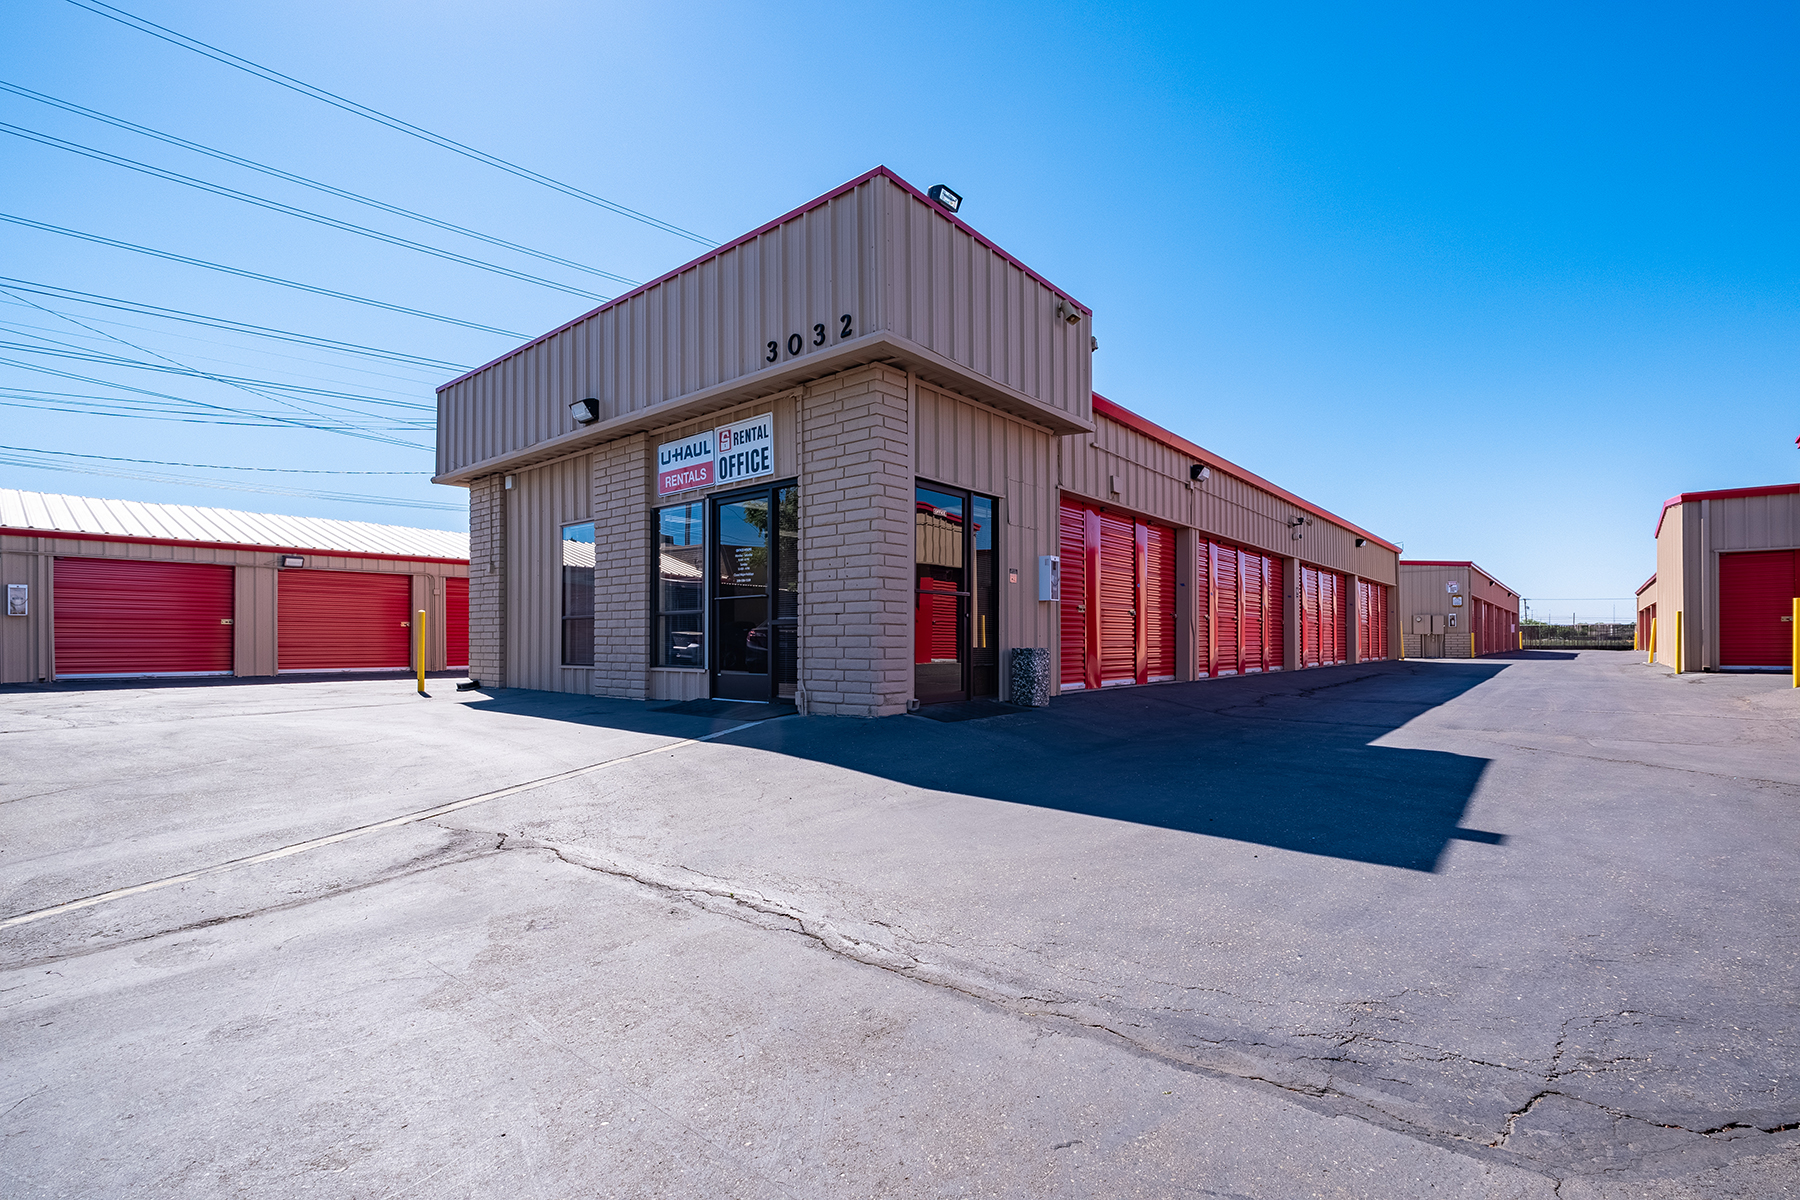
1429;615;1447;635
1038;555;1060;602
1412;613;1429;632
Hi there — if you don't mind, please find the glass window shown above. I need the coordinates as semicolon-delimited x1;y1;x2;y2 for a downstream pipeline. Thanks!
561;522;595;666
656;503;705;668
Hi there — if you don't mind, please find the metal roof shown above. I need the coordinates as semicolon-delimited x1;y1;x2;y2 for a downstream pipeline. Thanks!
0;490;468;561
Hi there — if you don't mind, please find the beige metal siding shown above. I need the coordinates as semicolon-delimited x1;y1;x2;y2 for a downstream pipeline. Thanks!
504;453;595;693
1059;412;1398;585
912;380;1059;679
233;565;277;677
437;171;1092;481
0;539;54;684
1705;492;1800;552
1652;506;1684;667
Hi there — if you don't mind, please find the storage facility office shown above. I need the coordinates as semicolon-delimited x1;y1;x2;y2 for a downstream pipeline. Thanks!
0;490;470;684
436;167;1400;716
1641;483;1800;671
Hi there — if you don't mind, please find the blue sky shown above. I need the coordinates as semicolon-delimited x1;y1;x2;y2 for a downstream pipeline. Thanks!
2;1;1793;601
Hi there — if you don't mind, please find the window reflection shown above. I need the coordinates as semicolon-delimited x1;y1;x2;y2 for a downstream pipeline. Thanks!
561;522;595;666
656;503;704;667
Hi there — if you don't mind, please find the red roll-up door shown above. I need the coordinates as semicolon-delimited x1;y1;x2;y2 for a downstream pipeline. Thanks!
278;569;413;672
1213;542;1240;675
53;557;234;677
1058;500;1090;688
1194;538;1212;677
1264;554;1285;670
1300;566;1321;667
445;577;469;668
1359;580;1388;661
1240;551;1264;673
1324;571;1346;664
1097;512;1138;685
1144;523;1175;682
1719;550;1798;668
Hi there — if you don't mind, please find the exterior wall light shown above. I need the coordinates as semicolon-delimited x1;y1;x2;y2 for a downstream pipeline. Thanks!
279;555;305;568
1056;301;1081;325
570;397;600;425
1355;537;1367;548
1189;464;1211;482
927;184;962;213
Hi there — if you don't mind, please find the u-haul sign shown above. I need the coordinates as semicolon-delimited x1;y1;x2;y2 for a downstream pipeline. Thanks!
657;412;774;497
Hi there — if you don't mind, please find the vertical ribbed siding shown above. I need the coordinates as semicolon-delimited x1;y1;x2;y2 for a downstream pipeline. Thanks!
503;453;594;693
437;172;1092;480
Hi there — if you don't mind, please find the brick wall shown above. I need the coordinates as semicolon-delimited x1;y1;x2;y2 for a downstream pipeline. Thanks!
468;475;506;686
593;434;650;699
798;366;912;717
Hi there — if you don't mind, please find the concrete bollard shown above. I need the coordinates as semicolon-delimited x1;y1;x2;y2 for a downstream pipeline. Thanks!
1009;646;1052;708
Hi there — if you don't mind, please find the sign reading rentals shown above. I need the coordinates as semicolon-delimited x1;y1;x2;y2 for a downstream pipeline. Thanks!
657;413;774;497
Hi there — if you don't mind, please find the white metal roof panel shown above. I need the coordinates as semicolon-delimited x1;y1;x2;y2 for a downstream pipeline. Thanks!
0;489;469;560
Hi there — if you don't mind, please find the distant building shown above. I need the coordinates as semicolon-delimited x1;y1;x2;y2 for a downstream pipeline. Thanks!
0;490;468;683
1397;561;1519;658
1639;484;1800;671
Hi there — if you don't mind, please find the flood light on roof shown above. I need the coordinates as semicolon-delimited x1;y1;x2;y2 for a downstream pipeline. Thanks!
570;397;600;425
279;555;305;568
927;184;962;214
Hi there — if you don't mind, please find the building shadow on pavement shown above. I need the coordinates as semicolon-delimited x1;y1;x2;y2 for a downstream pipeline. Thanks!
745;660;1512;873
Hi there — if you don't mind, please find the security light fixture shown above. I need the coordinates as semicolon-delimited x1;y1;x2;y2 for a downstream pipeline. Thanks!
1287;516;1306;528
1056;300;1082;326
570;397;600;425
1355;537;1367;548
927;184;962;214
1189;463;1211;482
279;555;305;569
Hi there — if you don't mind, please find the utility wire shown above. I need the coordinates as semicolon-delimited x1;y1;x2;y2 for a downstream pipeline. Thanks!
0;387;418;434
0;341;435;410
0;81;639;289
0;444;428;473
0;452;459;510
0;278;467;370
1;122;612;302
0;213;526;338
63;0;717;247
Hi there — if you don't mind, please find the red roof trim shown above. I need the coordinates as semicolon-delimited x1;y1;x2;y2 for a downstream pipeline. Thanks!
1090;394;1401;554
1656;483;1800;538
0;526;468;566
1636;573;1656;595
436;165;1091;393
1399;559;1520;596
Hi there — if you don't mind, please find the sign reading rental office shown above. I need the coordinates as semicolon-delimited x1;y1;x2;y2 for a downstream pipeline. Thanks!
657;412;774;497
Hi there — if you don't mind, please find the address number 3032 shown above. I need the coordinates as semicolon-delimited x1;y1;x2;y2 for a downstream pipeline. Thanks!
766;314;854;363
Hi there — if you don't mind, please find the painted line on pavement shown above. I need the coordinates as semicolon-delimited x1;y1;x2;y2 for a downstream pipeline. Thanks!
0;719;774;931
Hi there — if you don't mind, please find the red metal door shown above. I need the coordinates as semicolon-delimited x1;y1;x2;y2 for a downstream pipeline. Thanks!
1324;571;1345;664
278;569;413;671
1213;542;1240;675
1240;551;1264;672
1194;538;1213;677
1719;550;1797;667
1301;566;1321;667
1143;523;1175;682
53;557;234;677
1097;512;1138;685
1263;554;1285;670
1057;500;1089;689
445;577;469;668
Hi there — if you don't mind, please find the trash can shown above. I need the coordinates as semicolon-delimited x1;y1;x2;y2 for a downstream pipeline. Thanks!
1009;646;1052;708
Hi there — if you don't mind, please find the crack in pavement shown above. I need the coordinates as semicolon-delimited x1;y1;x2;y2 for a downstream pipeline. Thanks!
481;831;1800;1178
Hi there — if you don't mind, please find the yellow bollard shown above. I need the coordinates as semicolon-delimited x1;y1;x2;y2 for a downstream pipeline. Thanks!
1674;610;1683;675
1792;598;1798;689
1648;617;1656;665
417;608;427;695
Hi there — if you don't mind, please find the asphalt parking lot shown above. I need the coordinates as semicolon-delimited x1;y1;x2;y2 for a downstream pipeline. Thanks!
3;652;1797;1198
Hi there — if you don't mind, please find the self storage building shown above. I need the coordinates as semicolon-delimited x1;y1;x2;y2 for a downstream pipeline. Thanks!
1640;483;1800;671
433;167;1400;716
1396;560;1519;658
1;490;469;683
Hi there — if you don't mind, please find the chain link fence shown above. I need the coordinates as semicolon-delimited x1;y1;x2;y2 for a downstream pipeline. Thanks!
1520;598;1637;650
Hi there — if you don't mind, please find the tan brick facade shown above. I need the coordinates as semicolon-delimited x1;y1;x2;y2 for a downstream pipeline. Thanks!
797;366;914;718
467;474;506;686
592;435;650;699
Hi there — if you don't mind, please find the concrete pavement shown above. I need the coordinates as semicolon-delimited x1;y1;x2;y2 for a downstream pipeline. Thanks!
2;652;1796;1196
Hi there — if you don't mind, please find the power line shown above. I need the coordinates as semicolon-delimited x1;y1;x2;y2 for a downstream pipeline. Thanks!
0;277;468;370
0;388;419;435
0;444;428;474
0;81;639;289
63;0;717;247
0;451;459;510
1;122;613;302
0;341;435;410
0;212;527;338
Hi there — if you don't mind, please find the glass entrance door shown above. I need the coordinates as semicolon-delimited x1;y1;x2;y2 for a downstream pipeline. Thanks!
710;483;797;702
914;484;998;704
